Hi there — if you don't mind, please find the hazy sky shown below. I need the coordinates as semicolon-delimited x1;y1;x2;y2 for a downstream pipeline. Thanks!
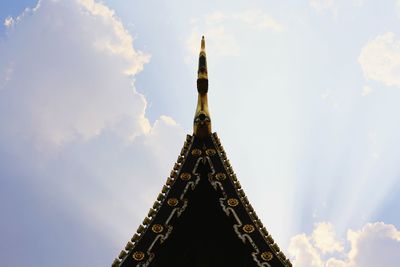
0;0;400;266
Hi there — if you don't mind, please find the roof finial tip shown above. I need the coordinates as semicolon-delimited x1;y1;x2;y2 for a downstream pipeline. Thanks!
194;35;210;137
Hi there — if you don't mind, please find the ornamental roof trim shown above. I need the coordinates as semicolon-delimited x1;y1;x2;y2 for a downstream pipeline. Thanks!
112;133;292;267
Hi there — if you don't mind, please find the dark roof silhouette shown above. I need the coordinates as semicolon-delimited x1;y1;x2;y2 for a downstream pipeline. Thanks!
112;37;291;267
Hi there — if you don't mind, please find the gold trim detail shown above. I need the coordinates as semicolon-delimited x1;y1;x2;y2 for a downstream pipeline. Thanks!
261;251;273;261
243;224;255;233
167;198;179;207
151;224;164;234
215;173;226;181
193;37;211;138
205;148;216;156
227;198;239;207
132;251;145;261
180;172;191;181
191;149;202;156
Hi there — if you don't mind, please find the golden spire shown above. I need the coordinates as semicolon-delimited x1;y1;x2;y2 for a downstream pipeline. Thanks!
194;36;211;138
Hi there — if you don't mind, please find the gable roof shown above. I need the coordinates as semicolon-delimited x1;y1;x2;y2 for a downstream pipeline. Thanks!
112;134;291;267
112;37;291;267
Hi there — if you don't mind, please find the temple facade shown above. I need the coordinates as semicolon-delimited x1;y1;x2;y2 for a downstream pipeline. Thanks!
112;37;291;267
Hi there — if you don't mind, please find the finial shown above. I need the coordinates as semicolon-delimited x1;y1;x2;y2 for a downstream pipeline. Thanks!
194;36;211;138
197;36;208;90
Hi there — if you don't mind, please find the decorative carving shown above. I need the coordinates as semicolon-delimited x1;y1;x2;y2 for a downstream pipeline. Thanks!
118;250;127;259
157;193;165;202
142;217;150;226
170;170;177;178
227;198;239;207
131;233;140;242
136;225;145;234
152;201;161;210
111;258;120;267
266;235;274;244
115;133;292;267
162;185;169;193
243;224;255;233
261;227;269;236
167;198;179;207
193;36;211;138
261;251;273;261
180;172;191;181
191;149;202;156
132;251;145;261
205;148;216;156
124;242;134;251
271;243;280;253
166;177;174;186
215;173;226;181
151;224;164;234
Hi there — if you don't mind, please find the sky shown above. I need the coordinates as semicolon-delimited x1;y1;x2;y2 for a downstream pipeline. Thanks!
0;0;400;266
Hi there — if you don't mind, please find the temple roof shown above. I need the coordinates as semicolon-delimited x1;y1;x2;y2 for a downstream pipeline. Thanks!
112;38;291;267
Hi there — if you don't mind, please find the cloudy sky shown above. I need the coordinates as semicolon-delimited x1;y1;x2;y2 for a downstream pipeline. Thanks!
1;0;400;266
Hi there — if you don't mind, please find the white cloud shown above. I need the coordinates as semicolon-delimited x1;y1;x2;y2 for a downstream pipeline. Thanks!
288;222;343;267
186;10;283;59
326;258;346;267
346;222;400;266
288;233;324;267
289;222;400;267
0;0;185;265
0;0;151;147
312;222;344;254
359;32;400;87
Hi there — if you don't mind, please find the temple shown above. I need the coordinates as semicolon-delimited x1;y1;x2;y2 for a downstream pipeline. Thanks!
112;37;291;267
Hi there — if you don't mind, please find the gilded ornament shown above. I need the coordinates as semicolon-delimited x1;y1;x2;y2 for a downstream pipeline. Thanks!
191;149;202;156
215;173;226;181
205;148;216;156
151;224;164;233
261;251;273;261
180;172;191;181
193;37;212;138
243;224;255;233
132;251;145;261
227;198;239;207
167;198;179;207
